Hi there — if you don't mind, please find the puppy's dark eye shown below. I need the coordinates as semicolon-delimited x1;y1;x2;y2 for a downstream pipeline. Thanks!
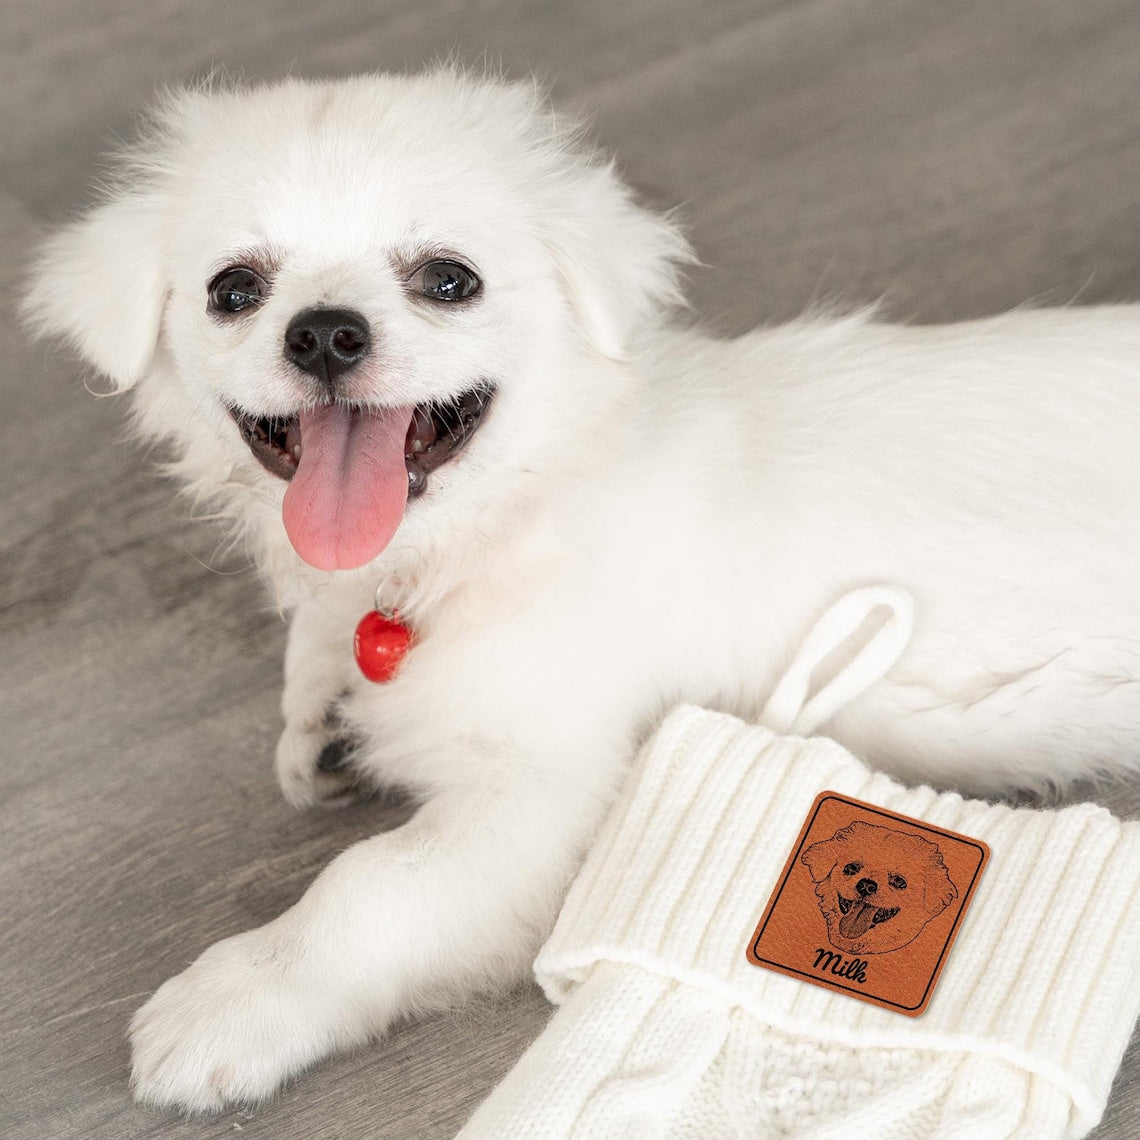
842;862;862;876
411;259;481;302
888;874;908;890
208;267;267;314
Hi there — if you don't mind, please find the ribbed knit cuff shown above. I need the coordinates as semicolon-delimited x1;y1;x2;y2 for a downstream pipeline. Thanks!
535;704;1140;1137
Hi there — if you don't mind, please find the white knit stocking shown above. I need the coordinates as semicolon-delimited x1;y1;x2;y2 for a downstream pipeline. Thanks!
457;706;1140;1139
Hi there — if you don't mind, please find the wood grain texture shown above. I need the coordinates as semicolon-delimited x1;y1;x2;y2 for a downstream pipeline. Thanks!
2;1;1139;1135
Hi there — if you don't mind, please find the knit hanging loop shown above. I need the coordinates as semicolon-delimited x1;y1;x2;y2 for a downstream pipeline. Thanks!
759;585;914;736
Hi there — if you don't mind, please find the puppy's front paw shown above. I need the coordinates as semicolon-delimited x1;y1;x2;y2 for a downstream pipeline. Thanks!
130;929;357;1112
275;719;361;809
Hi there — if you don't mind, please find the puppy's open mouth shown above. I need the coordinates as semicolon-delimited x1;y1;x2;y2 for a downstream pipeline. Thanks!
228;384;495;494
226;384;495;571
837;894;900;939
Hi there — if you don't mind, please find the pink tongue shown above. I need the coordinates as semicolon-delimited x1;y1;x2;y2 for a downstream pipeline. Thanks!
282;403;414;570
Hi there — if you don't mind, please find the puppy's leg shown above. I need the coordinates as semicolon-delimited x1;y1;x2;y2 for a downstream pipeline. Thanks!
128;749;611;1112
274;597;363;808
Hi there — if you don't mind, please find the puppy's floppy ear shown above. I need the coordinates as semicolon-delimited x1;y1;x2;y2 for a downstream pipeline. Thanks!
22;189;168;391
801;837;842;883
543;162;692;360
921;856;959;917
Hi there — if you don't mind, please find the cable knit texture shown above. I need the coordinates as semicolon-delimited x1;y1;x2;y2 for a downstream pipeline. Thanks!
457;705;1140;1139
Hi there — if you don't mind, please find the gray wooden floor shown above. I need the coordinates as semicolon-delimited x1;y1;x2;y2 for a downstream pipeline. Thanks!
3;1;1140;1136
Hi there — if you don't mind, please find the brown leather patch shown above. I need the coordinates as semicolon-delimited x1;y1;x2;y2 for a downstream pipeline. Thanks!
746;792;989;1015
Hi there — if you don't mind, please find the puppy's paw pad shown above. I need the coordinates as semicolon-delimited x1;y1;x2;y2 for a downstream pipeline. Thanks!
275;726;361;809
315;736;357;772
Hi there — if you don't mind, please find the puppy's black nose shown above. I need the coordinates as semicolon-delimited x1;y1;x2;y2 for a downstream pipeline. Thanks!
855;878;878;897
284;307;370;387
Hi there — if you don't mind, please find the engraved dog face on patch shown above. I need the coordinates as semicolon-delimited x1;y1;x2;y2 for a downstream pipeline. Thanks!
801;821;957;955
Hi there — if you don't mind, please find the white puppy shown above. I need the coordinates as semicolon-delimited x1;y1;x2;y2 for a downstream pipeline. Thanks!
23;69;1140;1112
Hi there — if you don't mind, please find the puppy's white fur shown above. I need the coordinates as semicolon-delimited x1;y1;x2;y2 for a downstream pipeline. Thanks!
24;69;1140;1111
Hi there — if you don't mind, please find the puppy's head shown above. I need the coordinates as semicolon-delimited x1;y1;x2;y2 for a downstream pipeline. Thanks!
23;71;690;575
801;821;958;955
